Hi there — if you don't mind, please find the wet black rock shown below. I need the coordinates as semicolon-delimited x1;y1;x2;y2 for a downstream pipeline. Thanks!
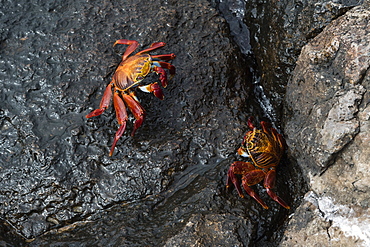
0;0;303;245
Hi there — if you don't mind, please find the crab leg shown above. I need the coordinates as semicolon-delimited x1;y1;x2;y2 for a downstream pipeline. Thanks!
260;121;272;133
247;116;256;130
227;161;268;209
136;42;166;55
241;170;269;209
122;93;146;136
227;161;254;198
151;53;176;61
109;91;128;156
139;82;164;100
271;127;287;150
86;83;113;118
264;169;290;209
113;39;139;61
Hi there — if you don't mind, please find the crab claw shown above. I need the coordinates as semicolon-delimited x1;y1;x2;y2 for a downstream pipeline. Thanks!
157;61;176;81
139;82;164;100
153;66;168;88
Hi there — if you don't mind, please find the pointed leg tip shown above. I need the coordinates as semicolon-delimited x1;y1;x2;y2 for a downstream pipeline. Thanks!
131;130;136;137
109;141;118;156
109;146;115;156
86;108;105;118
85;112;95;118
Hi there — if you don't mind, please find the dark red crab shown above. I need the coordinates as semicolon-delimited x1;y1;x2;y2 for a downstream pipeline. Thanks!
226;117;290;209
86;39;176;156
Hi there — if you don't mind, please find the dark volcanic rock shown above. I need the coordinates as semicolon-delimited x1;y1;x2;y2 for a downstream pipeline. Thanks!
0;0;302;245
0;0;251;240
0;0;311;245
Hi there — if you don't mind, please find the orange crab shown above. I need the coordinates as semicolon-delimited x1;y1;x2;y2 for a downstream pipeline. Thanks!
226;117;290;209
86;39;176;156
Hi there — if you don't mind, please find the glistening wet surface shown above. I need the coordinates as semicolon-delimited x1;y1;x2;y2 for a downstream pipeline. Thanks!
0;0;306;245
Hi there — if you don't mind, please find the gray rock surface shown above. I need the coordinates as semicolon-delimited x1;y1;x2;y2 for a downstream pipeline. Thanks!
164;213;253;247
282;4;370;246
244;0;363;119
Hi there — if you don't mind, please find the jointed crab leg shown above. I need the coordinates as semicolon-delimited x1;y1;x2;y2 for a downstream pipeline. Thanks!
240;168;269;209
264;169;290;209
242;178;268;209
114;39;139;61
260;121;271;134
109;91;128;156
227;161;269;209
151;53;176;61
226;161;251;197
247;116;256;130
86;83;113;118
136;42;166;55
271;128;287;150
122;93;146;136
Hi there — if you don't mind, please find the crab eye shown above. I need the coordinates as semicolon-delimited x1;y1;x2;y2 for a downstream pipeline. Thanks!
247;142;254;150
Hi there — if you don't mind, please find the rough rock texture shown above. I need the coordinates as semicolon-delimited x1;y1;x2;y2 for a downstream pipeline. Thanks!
6;0;368;245
282;4;370;246
164;213;253;247
0;0;246;241
244;0;363;120
0;0;304;245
